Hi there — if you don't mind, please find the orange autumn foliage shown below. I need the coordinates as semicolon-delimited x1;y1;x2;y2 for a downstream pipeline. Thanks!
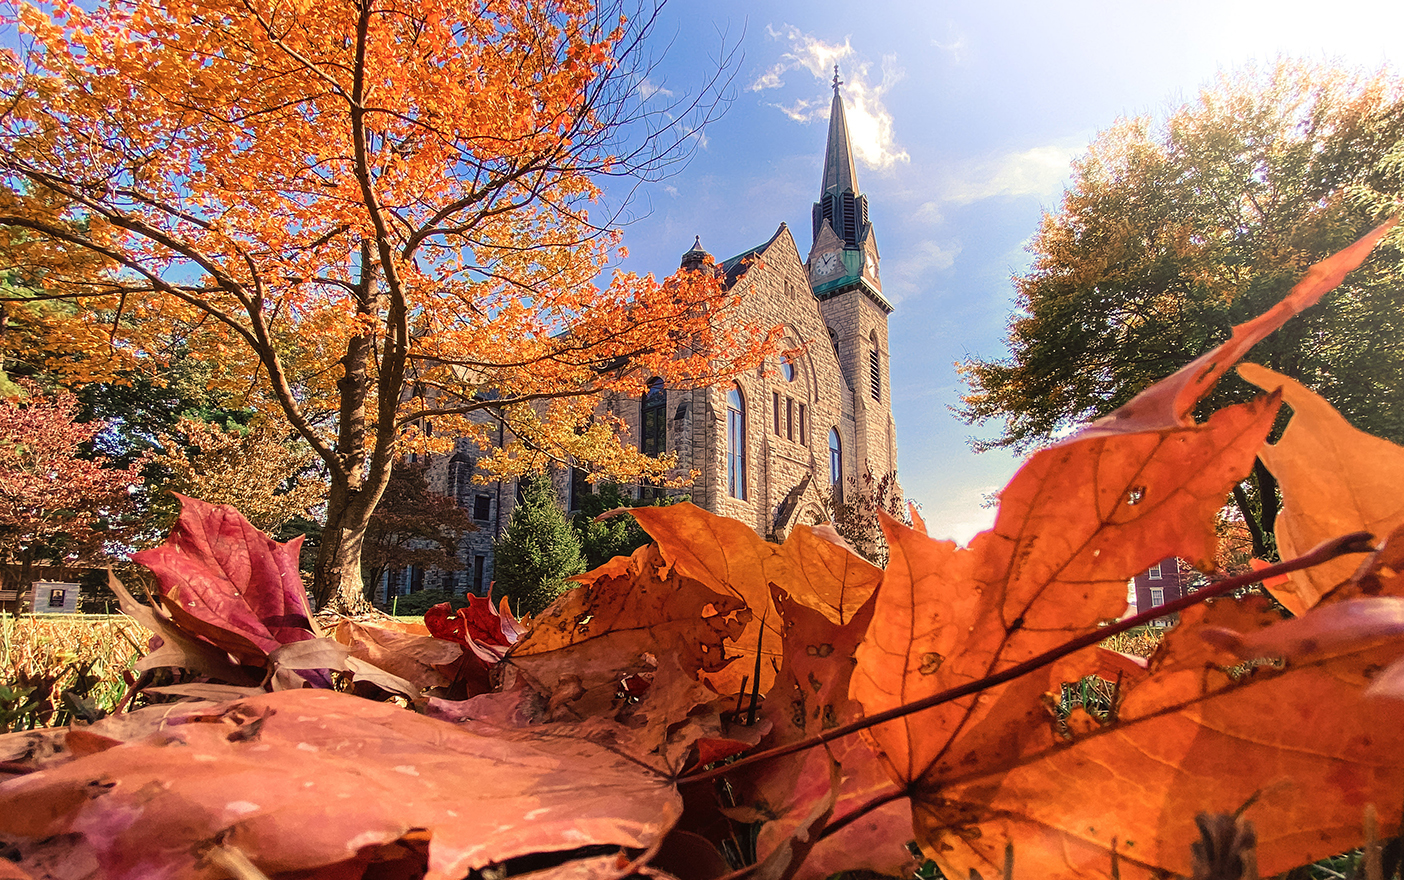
6;229;1404;880
0;0;772;610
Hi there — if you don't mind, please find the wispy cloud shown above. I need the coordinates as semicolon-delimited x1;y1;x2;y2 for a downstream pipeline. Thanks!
882;238;961;303
932;36;967;64
938;141;1082;205
750;25;909;172
636;76;674;101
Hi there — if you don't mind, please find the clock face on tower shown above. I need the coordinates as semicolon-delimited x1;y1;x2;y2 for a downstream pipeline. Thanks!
811;251;841;279
864;251;878;279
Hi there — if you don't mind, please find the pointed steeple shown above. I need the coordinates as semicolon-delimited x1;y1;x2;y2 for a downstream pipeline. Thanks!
820;66;859;198
812;66;870;250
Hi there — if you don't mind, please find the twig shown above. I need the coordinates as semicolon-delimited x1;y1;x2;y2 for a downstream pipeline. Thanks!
203;844;271;880
680;531;1374;785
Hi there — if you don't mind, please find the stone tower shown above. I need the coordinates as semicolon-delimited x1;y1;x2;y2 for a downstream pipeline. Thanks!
807;67;898;482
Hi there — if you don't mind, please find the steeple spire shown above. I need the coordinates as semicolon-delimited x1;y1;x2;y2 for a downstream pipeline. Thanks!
812;66;869;250
820;65;860;198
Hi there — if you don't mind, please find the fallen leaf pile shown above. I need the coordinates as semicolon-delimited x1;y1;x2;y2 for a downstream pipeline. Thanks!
3;224;1404;880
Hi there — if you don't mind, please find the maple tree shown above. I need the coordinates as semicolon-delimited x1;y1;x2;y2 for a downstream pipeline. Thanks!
149;416;325;534
957;59;1404;557
0;0;771;612
0;381;144;598
6;227;1404;880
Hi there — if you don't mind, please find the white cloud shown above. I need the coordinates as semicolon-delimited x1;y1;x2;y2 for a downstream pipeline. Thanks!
637;76;674;101
882;238;961;303
750;25;909;171
912;201;943;224
932;36;967;64
938;141;1082;206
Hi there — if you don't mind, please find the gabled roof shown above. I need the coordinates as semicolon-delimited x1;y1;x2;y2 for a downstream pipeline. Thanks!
717;223;792;289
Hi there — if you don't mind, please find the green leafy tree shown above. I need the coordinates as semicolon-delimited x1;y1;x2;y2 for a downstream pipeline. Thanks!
958;60;1404;558
493;475;586;616
571;484;685;569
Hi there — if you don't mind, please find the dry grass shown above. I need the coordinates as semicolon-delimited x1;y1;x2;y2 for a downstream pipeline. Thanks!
1100;625;1164;657
0;613;148;730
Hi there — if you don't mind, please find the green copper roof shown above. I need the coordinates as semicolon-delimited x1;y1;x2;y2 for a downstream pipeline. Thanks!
821;67;859;197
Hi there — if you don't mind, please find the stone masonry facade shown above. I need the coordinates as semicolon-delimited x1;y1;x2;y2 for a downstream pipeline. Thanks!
378;74;899;602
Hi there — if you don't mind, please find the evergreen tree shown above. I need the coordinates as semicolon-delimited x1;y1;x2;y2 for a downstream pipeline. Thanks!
572;484;686;570
492;475;586;616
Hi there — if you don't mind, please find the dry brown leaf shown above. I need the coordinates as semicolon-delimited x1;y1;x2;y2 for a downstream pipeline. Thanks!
1239;363;1404;613
504;542;747;716
333;619;463;692
920;614;1404;880
0;689;681;880
842;228;1402;880
629;505;882;693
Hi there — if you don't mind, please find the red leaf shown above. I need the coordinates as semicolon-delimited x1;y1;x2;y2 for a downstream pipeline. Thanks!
425;594;521;661
131;495;315;666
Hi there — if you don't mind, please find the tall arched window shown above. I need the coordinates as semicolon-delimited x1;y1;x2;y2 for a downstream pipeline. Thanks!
447;453;474;508
869;332;882;402
641;377;665;458
726;385;746;500
828;429;842;495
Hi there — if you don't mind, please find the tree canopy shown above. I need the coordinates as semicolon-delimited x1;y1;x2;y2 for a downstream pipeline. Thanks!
958;59;1404;555
0;0;772;610
0;382;145;595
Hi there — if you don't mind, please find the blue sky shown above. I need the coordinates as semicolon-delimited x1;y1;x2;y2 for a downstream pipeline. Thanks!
601;0;1404;544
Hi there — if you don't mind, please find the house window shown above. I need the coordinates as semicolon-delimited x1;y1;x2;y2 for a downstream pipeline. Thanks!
473;494;491;522
773;391;781;435
48;588;65;608
780;355;796;382
785;397;794;441
828;429;842;490
447;453;473;508
1149;587;1165;607
473;555;486;594
407;566;425;594
1148;562;1163;580
641;377;666;458
726;385;746;500
869;341;881;402
798;404;807;446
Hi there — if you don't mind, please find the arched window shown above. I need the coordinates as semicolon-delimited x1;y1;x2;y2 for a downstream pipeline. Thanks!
641;377;666;457
780;355;796;382
828;429;842;493
869;332;882;402
726;385;746;500
447;453;473;508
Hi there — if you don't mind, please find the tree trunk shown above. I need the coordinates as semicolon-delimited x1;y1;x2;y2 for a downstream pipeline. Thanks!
1231;457;1281;562
311;480;381;613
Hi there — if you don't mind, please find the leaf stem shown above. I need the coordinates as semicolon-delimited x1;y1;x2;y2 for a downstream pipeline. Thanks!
816;785;910;841
679;531;1374;785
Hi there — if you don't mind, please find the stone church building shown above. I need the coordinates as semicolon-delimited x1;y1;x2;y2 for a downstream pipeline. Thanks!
379;74;899;602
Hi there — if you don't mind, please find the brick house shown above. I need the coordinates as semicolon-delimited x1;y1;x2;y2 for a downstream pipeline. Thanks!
1129;557;1194;626
378;71;899;602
